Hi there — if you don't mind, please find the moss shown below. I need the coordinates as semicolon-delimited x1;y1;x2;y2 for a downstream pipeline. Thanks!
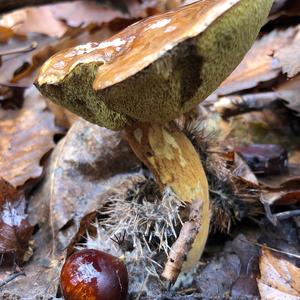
37;0;273;130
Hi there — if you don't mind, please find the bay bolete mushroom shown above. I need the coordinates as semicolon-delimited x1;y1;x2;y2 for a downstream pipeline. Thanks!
35;0;273;282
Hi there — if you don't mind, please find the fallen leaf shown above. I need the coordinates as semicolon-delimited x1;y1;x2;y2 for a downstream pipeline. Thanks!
233;153;259;185
0;26;15;43
0;86;59;187
0;24;128;86
220;109;300;149
235;144;288;176
1;118;142;298
46;100;78;128
48;1;128;28
0;7;68;38
271;0;300;18
258;248;300;299
210;29;291;98
29;117;141;251
0;178;33;264
195;251;241;299
283;0;300;16
195;234;260;299
0;33;56;85
231;235;260;298
270;0;289;15
274;29;300;78
206;26;300;102
262;190;300;207
277;75;300;116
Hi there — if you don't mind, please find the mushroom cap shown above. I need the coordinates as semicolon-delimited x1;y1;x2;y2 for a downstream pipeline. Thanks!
36;0;273;130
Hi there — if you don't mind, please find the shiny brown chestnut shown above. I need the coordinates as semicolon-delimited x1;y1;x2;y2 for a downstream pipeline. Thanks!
60;249;128;300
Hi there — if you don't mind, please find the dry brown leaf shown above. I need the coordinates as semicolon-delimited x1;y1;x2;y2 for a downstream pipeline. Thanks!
0;24;127;86
277;75;300;115
1;118;142;298
271;0;300;18
48;1;128;28
260;164;300;206
0;178;33;264
206;26;300;102
0;86;58;187
0;7;68;38
46;100;78;128
0;26;15;43
29;118;141;250
233;153;259;185
195;234;260;299
258;248;300;300
0;33;56;85
274;30;300;78
45;0;173;28
283;0;300;16
211;29;291;97
126;0;182;16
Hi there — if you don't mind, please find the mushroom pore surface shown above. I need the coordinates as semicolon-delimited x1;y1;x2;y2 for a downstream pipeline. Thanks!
36;0;273;130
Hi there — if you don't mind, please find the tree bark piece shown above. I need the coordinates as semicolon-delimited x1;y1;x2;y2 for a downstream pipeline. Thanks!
125;121;210;282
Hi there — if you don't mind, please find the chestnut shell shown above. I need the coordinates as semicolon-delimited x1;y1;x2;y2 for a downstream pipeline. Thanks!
60;249;128;300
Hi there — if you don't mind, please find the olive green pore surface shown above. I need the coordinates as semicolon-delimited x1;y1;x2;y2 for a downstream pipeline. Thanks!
35;63;128;130
36;0;273;130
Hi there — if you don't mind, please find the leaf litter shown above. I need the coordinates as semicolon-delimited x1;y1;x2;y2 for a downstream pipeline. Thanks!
1;0;300;299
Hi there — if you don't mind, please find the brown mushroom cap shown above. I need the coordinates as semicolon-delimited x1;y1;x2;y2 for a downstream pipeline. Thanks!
36;0;273;130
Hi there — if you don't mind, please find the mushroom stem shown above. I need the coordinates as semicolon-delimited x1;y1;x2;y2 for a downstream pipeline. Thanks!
125;121;210;282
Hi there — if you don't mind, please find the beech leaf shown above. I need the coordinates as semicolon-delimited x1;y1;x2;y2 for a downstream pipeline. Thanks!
258;248;300;300
0;86;58;187
0;178;33;263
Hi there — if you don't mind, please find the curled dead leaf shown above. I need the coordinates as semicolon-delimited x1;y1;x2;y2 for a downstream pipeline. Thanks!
258;247;300;300
29;117;141;251
48;1;129;28
0;26;15;43
277;75;300;116
0;178;33;264
1;118;142;298
0;7;68;38
0;23;131;86
274;29;300;78
207;26;300;102
0;86;59;187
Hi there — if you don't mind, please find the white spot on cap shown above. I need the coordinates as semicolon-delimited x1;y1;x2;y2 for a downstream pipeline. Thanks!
165;25;177;33
147;18;171;30
53;60;66;69
97;38;127;50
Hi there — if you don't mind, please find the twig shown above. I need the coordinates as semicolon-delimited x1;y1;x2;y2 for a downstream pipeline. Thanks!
0;42;37;57
237;236;300;260
0;271;25;288
214;92;279;119
263;202;278;226
162;198;202;282
263;200;300;225
273;210;300;221
255;242;300;260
